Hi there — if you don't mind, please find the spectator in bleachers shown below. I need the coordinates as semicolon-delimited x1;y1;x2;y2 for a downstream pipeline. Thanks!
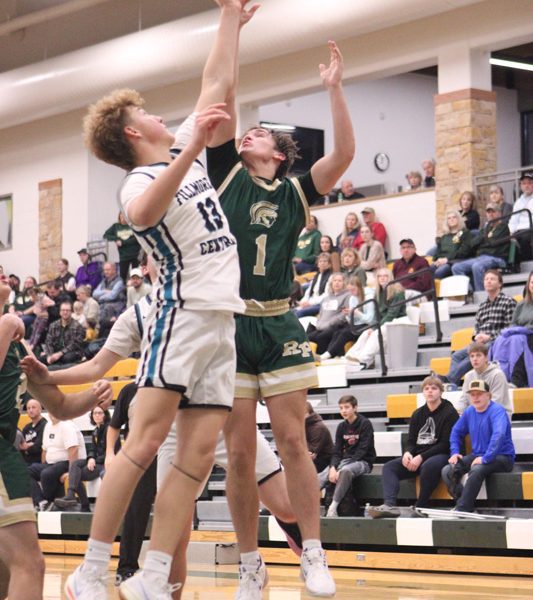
368;376;459;518
39;301;86;366
92;262;126;338
488;184;513;219
489;271;533;389
392;239;431;297
72;301;88;329
75;248;102;290
345;268;406;369
319;235;341;272
126;268;152;308
318;395;375;517
458;191;480;232
361;207;387;249
28;414;86;511
443;270;516;386
10;275;37;316
340;247;366;286
7;274;20;306
508;172;533;262
451;203;511;291
19;399;47;466
405;171;422;191
76;285;100;329
56;258;76;295
103;213;142;282
431;210;473;279
421;159;436;188
328;179;365;203
460;343;512;420
294;253;332;318
318;276;375;361
307;273;351;354
441;379;515;513
335;212;361;250
358;225;386;276
45;280;71;324
293;215;322;275
27;287;54;350
55;406;112;512
305;402;333;473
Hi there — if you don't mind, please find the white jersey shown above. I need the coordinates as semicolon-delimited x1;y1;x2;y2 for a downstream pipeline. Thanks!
118;116;244;314
103;295;151;358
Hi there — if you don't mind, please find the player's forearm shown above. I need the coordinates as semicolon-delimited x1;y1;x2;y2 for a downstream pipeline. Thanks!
328;84;355;173
127;144;204;228
28;382;99;420
46;359;106;385
197;5;241;110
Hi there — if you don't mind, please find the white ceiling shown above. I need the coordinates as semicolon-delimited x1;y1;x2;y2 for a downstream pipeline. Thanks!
0;0;531;130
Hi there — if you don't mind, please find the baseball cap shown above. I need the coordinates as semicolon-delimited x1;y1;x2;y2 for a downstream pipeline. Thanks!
399;238;415;246
361;207;375;214
130;268;143;278
519;172;533;181
77;248;88;254
485;202;501;212
466;379;490;393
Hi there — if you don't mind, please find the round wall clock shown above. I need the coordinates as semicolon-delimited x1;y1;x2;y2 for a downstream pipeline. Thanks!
374;152;390;172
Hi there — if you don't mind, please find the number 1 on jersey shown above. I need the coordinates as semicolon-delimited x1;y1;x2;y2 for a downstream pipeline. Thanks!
253;234;267;276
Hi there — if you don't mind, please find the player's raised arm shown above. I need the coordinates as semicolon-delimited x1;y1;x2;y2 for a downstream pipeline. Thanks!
310;41;355;195
196;0;259;146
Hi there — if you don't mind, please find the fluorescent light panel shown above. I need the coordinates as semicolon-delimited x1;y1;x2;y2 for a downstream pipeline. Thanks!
489;57;533;72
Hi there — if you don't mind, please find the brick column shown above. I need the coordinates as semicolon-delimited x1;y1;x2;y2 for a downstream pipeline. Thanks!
434;88;496;234
39;179;62;281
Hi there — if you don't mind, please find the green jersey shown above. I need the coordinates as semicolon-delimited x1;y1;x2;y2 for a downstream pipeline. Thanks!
207;141;322;301
0;341;26;444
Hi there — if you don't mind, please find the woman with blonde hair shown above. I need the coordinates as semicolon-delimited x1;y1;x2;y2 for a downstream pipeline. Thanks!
345;268;407;369
335;212;361;250
340;247;366;286
458;191;480;231
319;275;376;360
432;210;472;279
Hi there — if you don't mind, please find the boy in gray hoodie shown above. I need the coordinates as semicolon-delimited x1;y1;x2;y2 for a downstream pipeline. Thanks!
459;342;512;420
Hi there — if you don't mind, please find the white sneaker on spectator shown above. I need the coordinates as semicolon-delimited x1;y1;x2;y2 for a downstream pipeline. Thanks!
119;571;181;600
235;557;268;600
64;564;108;600
326;506;338;517
300;547;336;597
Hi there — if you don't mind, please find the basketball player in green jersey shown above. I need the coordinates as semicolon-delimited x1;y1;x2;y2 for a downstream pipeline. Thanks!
205;40;355;598
0;273;112;600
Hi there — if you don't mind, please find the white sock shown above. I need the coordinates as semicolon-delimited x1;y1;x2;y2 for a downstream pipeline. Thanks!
329;501;339;512
240;550;261;567
84;539;112;573
320;351;331;360
143;550;172;582
303;539;322;553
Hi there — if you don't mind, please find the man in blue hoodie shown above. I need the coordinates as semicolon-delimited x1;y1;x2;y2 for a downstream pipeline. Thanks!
442;379;515;512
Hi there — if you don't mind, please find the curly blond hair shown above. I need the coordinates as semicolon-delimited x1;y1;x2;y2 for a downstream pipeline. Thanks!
83;88;144;171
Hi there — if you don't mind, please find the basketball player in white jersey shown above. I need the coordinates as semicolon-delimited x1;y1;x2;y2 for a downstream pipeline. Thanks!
55;3;259;599
23;254;302;600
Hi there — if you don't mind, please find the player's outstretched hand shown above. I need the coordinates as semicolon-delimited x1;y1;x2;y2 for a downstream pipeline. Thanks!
213;0;260;28
191;103;230;150
319;40;344;89
93;379;113;410
21;354;51;384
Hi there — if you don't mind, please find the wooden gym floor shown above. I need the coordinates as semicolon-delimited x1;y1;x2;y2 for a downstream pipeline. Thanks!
43;555;533;599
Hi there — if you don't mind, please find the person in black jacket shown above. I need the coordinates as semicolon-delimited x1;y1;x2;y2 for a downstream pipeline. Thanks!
318;395;375;517
54;406;112;511
20;399;47;465
369;376;459;518
305;402;333;472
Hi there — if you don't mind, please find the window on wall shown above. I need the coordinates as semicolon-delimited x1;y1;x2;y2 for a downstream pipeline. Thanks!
521;111;533;167
0;195;13;250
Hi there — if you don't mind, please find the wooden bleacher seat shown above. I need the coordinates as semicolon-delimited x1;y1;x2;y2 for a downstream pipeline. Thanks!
429;326;474;375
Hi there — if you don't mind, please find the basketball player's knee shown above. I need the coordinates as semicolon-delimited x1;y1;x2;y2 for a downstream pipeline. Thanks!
275;431;306;459
226;445;254;475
